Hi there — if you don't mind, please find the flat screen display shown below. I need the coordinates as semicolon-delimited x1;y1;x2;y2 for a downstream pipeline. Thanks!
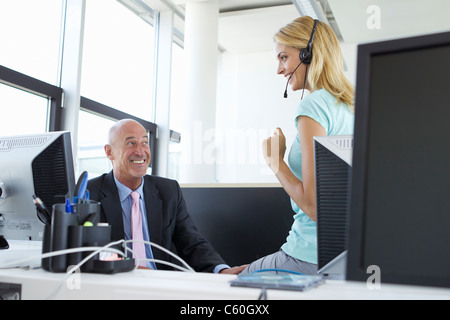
347;32;450;288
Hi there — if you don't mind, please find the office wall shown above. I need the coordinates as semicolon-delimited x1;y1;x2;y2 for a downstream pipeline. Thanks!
215;50;299;183
214;44;357;184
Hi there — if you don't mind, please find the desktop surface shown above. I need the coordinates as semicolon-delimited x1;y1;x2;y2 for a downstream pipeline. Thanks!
0;268;449;300
0;240;43;268
1;243;449;300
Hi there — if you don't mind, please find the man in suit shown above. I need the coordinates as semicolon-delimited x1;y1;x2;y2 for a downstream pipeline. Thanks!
88;119;246;274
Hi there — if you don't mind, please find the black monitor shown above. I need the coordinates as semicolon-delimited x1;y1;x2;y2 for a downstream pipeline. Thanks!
0;132;75;243
347;31;450;288
314;135;353;278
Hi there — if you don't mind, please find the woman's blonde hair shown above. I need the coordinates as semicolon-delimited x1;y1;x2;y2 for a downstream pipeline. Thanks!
275;16;354;111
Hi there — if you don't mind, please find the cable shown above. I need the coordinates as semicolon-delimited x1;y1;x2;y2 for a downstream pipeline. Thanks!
258;287;268;300
46;239;194;299
65;239;126;274
139;259;192;273
0;246;124;270
0;239;194;273
123;239;195;273
47;240;127;300
250;269;306;276
301;64;309;100
1;238;195;299
122;245;192;273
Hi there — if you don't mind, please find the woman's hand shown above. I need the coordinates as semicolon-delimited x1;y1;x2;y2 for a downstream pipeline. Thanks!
262;128;287;173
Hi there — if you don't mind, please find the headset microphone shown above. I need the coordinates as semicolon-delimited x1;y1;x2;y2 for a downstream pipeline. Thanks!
283;61;303;98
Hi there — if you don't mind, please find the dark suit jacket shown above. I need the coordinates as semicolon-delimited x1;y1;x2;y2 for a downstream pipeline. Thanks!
87;171;226;273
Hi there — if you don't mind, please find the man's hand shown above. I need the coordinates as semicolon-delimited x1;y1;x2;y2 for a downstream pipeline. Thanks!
219;265;249;275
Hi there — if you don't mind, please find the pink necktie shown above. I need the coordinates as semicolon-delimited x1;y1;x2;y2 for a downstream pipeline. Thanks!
130;191;146;267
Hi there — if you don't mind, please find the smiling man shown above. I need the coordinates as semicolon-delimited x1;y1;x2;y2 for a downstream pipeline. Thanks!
105;119;152;190
87;119;245;274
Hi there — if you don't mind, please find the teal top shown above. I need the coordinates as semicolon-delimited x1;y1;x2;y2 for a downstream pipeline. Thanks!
281;89;354;264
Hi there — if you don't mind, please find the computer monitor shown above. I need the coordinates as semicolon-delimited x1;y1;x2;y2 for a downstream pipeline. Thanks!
314;135;353;278
0;132;75;242
347;31;450;288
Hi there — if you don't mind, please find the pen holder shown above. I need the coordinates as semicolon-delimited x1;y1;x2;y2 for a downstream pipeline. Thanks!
53;200;102;226
42;201;135;274
42;209;78;272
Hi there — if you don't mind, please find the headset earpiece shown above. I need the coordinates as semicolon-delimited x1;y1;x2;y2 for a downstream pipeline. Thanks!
299;19;319;65
299;48;313;64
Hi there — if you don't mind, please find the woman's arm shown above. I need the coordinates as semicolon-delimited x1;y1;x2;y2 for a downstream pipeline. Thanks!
262;117;326;221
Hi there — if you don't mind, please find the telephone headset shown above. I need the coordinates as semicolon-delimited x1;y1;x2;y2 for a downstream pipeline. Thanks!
284;19;319;98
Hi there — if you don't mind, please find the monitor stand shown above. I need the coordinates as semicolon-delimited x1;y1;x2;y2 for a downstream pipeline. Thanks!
318;251;347;280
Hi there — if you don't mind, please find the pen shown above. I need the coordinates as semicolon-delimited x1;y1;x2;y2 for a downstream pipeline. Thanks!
32;195;51;224
83;212;98;227
73;171;88;204
65;198;72;214
81;190;90;204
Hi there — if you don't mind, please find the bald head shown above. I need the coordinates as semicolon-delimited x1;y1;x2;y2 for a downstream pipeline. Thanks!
108;119;145;146
105;119;151;190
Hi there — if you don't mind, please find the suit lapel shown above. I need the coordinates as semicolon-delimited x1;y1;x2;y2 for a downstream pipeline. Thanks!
143;176;163;253
100;171;125;241
98;173;163;258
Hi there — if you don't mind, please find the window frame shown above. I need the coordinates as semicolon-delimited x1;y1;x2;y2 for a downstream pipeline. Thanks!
0;65;63;132
1;0;184;178
80;96;158;173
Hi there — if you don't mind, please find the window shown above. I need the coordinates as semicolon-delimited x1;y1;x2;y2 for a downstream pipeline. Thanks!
169;42;187;134
0;0;63;85
77;98;157;178
81;0;156;122
167;42;186;180
76;110;115;179
0;66;63;136
0;0;180;181
77;0;159;178
0;83;49;136
0;0;64;137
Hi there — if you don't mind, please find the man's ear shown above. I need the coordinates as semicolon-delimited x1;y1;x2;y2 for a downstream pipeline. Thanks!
105;144;114;160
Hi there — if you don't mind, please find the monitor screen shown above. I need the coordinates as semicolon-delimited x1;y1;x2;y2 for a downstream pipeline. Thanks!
347;31;450;288
0;132;75;242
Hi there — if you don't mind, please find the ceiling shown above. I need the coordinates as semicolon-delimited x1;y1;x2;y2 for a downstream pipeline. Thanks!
219;4;299;53
169;0;300;53
150;0;450;53
328;0;450;44
217;0;450;53
171;0;292;12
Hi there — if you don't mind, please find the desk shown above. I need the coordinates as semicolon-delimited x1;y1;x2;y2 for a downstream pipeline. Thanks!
1;241;449;301
0;268;449;300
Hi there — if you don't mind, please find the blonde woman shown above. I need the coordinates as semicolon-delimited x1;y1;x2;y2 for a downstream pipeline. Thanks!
240;16;354;275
